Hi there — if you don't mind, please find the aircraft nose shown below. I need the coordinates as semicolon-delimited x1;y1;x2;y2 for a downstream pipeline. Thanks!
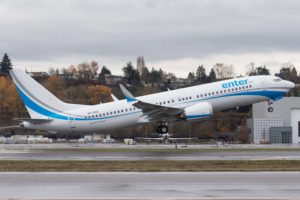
286;81;295;89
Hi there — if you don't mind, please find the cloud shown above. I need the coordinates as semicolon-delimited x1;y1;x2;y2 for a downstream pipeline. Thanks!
1;0;300;76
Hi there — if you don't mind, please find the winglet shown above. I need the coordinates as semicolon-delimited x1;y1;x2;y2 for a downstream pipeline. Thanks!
119;84;137;102
111;94;119;102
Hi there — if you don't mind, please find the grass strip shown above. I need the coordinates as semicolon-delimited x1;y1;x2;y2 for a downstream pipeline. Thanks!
0;160;300;172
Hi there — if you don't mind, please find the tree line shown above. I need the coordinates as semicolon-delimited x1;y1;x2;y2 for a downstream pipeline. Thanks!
0;53;300;141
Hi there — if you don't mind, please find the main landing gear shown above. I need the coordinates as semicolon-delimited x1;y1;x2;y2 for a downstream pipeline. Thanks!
267;100;274;112
157;122;168;134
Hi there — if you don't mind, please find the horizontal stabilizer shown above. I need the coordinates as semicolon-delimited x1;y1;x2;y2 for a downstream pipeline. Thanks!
14;118;52;124
0;125;22;131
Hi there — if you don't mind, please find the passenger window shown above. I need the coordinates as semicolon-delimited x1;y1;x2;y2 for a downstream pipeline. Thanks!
189;97;192;99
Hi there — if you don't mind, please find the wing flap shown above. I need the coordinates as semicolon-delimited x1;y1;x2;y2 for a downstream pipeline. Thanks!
133;101;183;122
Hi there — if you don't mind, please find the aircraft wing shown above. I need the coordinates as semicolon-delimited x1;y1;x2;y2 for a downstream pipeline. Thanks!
14;118;53;124
133;100;183;122
119;84;184;122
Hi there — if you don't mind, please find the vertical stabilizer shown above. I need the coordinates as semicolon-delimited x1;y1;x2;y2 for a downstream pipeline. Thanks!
10;69;87;119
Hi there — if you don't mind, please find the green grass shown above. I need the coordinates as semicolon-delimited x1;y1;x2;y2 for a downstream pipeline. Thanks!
1;160;300;172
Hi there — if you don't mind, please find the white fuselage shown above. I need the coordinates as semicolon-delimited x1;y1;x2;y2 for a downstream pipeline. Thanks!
23;75;294;132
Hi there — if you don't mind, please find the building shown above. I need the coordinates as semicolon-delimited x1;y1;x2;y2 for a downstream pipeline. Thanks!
137;56;145;75
248;97;300;144
104;74;123;86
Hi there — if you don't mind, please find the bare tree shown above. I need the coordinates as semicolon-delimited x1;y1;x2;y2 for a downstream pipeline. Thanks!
213;63;234;79
245;62;256;75
77;62;92;81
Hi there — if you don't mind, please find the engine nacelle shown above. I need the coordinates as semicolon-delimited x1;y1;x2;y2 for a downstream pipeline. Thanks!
182;102;213;120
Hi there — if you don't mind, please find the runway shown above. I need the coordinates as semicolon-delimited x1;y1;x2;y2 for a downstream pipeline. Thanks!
1;146;300;160
0;172;299;199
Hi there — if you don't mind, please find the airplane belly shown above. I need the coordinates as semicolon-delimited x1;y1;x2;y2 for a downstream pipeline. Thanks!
209;95;268;111
73;112;142;132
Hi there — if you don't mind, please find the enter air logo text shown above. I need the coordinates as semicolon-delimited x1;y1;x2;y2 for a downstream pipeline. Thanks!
222;79;248;88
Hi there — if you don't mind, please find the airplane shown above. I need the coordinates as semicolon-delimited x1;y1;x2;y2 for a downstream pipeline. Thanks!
8;69;295;134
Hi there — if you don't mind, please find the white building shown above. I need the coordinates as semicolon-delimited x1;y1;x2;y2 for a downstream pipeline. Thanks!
248;97;300;144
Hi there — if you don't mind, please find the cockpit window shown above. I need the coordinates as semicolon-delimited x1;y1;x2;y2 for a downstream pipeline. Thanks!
273;78;282;82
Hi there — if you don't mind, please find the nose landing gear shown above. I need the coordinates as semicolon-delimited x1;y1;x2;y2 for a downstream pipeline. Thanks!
268;100;274;112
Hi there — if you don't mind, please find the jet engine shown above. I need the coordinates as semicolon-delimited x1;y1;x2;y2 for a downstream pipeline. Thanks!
181;102;213;120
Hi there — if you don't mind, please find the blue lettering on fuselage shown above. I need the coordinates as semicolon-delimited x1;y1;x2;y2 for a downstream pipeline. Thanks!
222;79;248;88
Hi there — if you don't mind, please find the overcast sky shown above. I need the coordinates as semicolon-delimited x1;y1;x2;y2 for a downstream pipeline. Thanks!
1;0;300;77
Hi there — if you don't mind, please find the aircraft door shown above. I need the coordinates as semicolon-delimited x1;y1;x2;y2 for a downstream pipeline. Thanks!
261;79;267;91
68;117;76;129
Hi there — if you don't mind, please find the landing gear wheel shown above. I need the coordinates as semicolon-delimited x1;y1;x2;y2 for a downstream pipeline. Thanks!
268;107;274;112
157;126;162;134
157;125;168;134
160;126;168;134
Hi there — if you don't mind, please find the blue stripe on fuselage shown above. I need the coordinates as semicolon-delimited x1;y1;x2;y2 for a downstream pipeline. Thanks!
16;86;69;120
15;83;286;121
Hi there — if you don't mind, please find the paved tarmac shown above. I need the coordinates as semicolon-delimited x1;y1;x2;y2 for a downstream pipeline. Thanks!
0;172;299;199
1;144;300;160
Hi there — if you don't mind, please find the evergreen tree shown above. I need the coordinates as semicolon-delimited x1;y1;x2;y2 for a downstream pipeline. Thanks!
291;67;298;83
122;62;140;85
275;67;291;80
208;68;217;82
196;65;207;83
98;66;111;83
149;68;162;83
0;53;13;74
256;66;270;75
187;72;195;80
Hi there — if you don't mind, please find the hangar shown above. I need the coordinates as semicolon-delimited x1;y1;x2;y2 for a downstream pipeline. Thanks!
248;97;300;144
